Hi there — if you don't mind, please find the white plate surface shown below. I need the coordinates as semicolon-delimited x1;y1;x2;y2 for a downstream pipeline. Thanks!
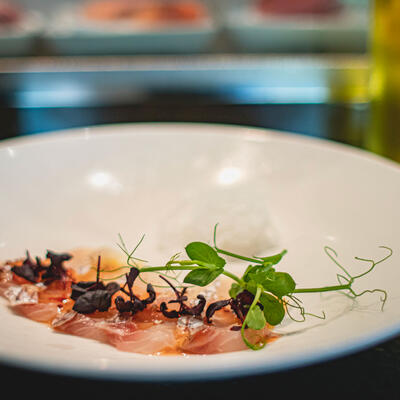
0;123;400;381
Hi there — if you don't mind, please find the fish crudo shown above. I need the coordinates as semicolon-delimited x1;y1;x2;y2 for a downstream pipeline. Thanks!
0;225;392;355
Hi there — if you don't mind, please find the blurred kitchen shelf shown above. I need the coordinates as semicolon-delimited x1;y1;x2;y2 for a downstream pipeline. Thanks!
0;54;369;107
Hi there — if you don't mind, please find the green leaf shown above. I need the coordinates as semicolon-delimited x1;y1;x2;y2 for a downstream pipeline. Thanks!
229;282;243;298
185;242;226;269
243;264;275;283
248;269;296;298
183;268;223;287
255;249;287;266
246;305;266;330
259;293;285;326
262;272;296;298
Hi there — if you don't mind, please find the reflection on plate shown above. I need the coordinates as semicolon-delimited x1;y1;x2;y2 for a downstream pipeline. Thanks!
0;123;400;381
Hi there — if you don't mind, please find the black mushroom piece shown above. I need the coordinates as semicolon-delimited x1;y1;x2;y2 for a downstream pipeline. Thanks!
114;267;156;315
11;250;71;284
205;299;231;323
73;289;114;314
72;255;121;314
158;275;206;319
71;280;120;301
11;251;41;283
72;282;121;314
205;290;260;325
41;250;72;283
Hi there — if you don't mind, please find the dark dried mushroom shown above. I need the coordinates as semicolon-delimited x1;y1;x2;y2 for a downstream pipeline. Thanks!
11;252;38;283
71;256;120;302
205;290;260;324
11;251;50;284
205;299;231;323
159;276;206;319
105;281;121;295
115;296;134;313
181;294;206;316
160;302;180;318
142;283;156;305
41;250;72;283
115;268;156;315
71;280;120;301
71;255;121;314
72;289;113;314
230;325;242;331
71;281;100;300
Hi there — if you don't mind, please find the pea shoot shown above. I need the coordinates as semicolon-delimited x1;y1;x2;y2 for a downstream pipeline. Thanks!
108;225;392;350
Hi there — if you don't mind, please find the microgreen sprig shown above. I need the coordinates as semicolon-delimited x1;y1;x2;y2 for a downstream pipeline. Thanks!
113;225;392;350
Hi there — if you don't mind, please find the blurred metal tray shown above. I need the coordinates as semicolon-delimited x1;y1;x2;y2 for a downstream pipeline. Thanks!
0;54;369;107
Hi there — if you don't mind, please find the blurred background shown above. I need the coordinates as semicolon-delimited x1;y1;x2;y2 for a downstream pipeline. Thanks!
0;0;396;162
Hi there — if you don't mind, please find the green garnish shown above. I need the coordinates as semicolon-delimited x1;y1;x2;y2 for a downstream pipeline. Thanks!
109;224;391;351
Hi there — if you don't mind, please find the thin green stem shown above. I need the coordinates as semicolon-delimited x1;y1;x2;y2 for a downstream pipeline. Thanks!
215;248;263;264
352;246;393;280
293;283;352;294
221;270;243;285
241;285;266;350
140;265;197;273
139;264;243;285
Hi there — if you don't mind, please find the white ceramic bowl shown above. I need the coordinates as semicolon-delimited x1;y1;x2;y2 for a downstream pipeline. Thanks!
1;123;400;381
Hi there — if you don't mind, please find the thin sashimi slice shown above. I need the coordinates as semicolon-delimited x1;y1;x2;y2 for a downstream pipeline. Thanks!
179;325;247;354
13;303;59;323
53;311;176;354
53;311;124;344
3;283;60;323
177;310;274;354
0;266;16;296
0;280;15;297
109;322;176;354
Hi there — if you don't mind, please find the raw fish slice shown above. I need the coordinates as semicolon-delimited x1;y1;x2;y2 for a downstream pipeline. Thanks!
54;311;175;354
53;312;122;344
3;283;60;323
178;310;273;354
13;303;59;323
179;325;246;354
110;322;176;354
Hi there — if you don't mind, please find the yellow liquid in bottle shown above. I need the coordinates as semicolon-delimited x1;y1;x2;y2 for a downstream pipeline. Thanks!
367;0;400;161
